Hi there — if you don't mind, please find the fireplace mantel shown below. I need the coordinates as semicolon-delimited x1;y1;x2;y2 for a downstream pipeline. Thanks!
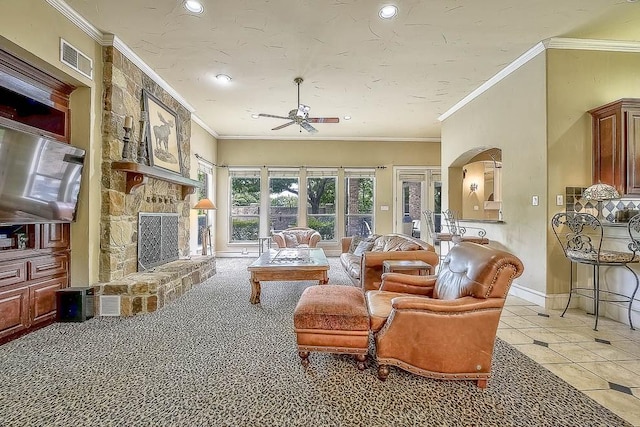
112;161;202;199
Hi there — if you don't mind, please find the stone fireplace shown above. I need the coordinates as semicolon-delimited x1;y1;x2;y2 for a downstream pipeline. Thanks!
93;46;215;316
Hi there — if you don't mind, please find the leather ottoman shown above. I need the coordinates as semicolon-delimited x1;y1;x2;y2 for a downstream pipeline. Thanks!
293;285;370;370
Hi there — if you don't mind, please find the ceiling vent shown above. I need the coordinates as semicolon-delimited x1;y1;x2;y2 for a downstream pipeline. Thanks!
60;38;93;79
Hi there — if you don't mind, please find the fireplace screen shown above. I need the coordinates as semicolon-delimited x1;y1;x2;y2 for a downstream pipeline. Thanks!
138;213;179;271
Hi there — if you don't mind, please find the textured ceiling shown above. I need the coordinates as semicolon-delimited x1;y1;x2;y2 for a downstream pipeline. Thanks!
63;0;640;140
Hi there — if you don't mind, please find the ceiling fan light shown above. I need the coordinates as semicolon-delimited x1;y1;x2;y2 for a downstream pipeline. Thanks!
379;5;398;19
344;115;351;120
215;74;232;84
251;114;259;119
184;0;204;14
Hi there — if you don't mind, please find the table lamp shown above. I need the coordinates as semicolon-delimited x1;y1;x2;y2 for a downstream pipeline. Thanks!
193;198;216;255
582;183;620;221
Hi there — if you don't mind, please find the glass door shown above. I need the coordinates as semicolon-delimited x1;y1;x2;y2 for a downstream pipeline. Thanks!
394;168;440;239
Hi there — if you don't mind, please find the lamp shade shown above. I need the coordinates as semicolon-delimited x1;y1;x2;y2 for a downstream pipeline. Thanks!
193;198;217;210
582;183;620;201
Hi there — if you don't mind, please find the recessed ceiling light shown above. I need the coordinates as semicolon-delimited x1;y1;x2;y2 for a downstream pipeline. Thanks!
184;0;204;14
215;74;232;84
251;114;259;119
379;5;398;19
627;0;639;3
344;115;351;120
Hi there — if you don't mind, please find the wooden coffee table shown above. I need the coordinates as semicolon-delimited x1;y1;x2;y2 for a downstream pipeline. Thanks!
247;248;330;304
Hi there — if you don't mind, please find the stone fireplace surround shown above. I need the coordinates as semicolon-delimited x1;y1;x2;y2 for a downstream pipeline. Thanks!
93;46;215;316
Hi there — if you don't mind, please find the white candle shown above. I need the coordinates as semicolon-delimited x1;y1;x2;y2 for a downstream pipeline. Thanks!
124;116;133;128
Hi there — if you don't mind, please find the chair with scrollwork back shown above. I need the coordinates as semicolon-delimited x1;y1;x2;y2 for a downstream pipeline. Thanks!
441;209;489;245
551;212;639;330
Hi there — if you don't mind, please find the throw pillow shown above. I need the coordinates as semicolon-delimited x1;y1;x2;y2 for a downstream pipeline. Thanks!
353;240;375;257
284;233;299;248
348;236;364;253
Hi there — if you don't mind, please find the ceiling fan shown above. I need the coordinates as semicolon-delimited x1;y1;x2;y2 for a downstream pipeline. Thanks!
258;77;339;133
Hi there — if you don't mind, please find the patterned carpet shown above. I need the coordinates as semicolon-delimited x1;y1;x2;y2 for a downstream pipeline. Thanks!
0;256;631;427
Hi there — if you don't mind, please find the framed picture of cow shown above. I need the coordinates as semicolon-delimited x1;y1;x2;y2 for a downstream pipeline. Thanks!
143;90;182;175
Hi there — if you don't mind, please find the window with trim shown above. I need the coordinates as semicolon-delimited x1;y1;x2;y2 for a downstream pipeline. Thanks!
269;170;299;231
344;169;375;237
307;169;337;241
229;169;261;242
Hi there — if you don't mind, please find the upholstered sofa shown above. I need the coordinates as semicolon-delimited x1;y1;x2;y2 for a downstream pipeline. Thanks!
272;227;321;248
366;242;524;387
340;234;439;291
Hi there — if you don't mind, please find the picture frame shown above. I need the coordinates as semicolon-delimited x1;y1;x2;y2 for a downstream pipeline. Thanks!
143;90;182;175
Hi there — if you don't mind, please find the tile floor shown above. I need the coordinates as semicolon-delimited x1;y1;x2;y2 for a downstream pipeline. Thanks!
500;296;640;426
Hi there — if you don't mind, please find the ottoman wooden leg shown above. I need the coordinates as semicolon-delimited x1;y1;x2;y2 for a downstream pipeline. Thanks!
299;351;310;368
354;354;367;371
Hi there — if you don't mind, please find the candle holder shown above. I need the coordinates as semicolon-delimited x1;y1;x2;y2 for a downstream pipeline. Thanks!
122;116;133;160
138;111;149;165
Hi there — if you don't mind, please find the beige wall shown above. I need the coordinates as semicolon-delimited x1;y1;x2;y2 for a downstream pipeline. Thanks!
546;49;640;294
0;0;104;285
189;122;218;255
215;139;440;254
441;53;548;294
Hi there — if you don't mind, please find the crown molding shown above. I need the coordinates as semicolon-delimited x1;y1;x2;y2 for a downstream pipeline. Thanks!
102;34;195;113
438;42;546;122
439;37;640;122
46;0;104;43
219;135;440;142
48;0;195;113
544;37;640;52
192;114;219;138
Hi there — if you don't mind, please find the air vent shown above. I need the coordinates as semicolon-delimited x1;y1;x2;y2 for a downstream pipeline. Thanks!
60;38;93;79
99;295;121;316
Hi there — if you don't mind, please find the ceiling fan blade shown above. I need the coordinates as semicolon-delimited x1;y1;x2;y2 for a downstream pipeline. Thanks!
307;117;340;124
272;121;295;130
258;113;290;120
300;121;318;133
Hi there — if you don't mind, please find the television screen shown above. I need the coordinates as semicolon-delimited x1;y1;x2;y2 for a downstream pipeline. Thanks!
0;125;85;225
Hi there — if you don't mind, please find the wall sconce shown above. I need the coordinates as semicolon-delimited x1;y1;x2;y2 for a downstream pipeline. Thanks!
470;182;478;192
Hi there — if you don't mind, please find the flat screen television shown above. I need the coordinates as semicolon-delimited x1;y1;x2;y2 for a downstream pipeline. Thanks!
0;124;85;225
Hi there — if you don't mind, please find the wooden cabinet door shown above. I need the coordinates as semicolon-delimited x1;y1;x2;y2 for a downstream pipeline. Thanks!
625;109;640;194
591;106;625;195
0;285;30;341
30;276;67;325
40;223;70;249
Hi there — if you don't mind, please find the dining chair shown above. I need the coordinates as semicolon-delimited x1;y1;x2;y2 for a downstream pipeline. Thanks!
551;212;639;330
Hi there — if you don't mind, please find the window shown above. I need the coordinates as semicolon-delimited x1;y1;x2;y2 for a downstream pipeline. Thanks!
229;169;261;242
269;170;299;231
307;169;337;241
344;169;375;237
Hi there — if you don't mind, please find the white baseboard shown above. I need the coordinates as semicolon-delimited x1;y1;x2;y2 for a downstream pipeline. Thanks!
508;283;639;328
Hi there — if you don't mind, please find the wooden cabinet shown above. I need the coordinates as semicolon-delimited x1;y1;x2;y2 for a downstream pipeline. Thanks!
0;224;70;344
590;99;640;195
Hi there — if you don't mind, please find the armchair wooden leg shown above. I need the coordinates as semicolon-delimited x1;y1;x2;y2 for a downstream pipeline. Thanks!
299;351;310;368
377;364;390;381
477;379;487;389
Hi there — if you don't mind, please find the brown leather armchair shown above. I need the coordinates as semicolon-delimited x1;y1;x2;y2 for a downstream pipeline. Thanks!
366;242;524;388
272;227;321;248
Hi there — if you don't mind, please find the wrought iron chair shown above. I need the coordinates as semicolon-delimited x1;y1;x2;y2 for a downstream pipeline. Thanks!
551;212;639;330
441;209;489;245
